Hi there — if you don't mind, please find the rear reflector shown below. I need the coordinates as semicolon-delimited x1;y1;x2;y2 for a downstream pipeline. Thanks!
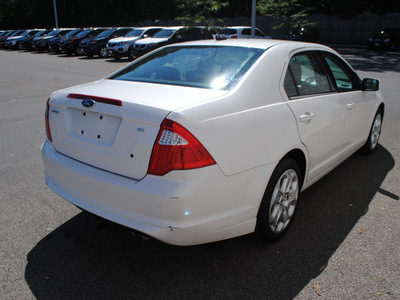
148;119;216;176
67;93;122;106
45;98;52;142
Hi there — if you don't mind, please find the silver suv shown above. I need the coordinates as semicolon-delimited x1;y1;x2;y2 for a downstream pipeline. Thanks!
107;27;162;60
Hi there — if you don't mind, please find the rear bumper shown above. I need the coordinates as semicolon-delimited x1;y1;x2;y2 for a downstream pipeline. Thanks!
41;140;272;245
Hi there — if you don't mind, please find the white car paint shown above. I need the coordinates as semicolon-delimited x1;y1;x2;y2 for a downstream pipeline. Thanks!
106;27;162;57
41;39;384;245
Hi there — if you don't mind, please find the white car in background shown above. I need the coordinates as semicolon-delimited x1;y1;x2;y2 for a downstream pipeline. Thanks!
107;27;162;60
42;39;384;246
214;26;271;39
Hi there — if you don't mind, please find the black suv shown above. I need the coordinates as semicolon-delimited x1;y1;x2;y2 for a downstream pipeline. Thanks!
368;28;400;50
32;29;71;52
61;28;107;56
48;29;82;52
79;27;133;58
22;29;52;51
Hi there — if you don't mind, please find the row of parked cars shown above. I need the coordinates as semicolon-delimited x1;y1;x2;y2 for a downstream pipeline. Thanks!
0;26;273;61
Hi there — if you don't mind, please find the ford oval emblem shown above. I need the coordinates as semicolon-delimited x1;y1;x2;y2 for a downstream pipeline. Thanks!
82;99;95;108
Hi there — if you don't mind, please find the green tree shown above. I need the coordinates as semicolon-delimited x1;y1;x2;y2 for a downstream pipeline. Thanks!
175;0;228;34
257;0;314;31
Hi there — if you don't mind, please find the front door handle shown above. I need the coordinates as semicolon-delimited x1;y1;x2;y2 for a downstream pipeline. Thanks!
299;112;315;123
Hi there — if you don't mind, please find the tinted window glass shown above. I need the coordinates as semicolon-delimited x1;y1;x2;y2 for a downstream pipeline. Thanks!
242;29;251;35
284;70;298;98
322;52;361;92
110;46;264;90
218;29;237;35
146;29;161;36
284;52;332;97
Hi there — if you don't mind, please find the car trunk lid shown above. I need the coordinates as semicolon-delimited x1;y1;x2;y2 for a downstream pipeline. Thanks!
48;79;226;180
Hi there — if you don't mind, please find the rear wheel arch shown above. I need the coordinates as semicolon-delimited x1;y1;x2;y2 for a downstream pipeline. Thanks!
378;103;385;119
281;149;307;189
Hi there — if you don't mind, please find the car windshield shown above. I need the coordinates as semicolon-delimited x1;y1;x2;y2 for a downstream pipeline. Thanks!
97;29;113;38
76;30;91;38
153;29;176;38
35;30;47;37
65;29;80;37
47;30;59;36
12;31;23;36
125;29;144;37
109;46;264;90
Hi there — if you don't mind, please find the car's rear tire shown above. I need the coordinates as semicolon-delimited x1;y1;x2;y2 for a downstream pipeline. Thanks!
256;158;301;242
359;110;382;154
128;47;136;61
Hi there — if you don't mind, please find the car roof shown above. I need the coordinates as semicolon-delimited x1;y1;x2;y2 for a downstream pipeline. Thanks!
170;38;330;51
135;27;163;30
160;26;184;30
223;26;256;29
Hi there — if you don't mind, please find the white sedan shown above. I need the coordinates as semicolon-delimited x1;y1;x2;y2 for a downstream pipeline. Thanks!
41;39;384;246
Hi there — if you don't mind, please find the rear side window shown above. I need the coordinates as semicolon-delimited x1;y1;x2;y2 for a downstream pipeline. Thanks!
284;52;332;98
321;52;361;92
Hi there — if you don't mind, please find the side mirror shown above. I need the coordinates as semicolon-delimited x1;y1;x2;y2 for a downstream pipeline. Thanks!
143;34;148;38
362;78;380;91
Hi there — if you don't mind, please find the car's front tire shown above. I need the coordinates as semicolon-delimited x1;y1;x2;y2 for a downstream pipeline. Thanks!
360;110;383;154
256;158;301;242
99;47;108;58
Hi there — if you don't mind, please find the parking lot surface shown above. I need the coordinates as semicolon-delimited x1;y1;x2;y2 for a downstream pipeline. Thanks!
0;48;399;299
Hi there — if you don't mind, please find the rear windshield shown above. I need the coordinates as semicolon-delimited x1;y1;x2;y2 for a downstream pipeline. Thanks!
109;46;264;90
218;29;237;35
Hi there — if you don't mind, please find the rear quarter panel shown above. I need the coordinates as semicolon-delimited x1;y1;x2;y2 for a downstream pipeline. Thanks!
170;45;304;176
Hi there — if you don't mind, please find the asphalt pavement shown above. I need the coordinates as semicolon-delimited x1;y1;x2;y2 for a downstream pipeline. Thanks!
0;47;399;299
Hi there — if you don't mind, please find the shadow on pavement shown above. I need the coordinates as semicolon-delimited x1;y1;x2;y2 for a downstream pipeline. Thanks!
25;145;394;299
334;47;400;73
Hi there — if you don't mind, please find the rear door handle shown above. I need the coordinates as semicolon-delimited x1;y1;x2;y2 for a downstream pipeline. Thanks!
299;113;315;123
347;102;355;110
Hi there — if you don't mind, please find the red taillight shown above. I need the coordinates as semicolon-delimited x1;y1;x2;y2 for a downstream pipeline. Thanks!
148;119;216;176
45;98;52;142
231;35;238;39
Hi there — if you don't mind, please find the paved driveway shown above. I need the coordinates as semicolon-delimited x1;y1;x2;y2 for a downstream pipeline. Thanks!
0;48;399;299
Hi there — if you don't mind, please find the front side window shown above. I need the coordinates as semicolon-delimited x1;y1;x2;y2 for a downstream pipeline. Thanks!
321;52;361;92
284;51;332;98
109;46;264;90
